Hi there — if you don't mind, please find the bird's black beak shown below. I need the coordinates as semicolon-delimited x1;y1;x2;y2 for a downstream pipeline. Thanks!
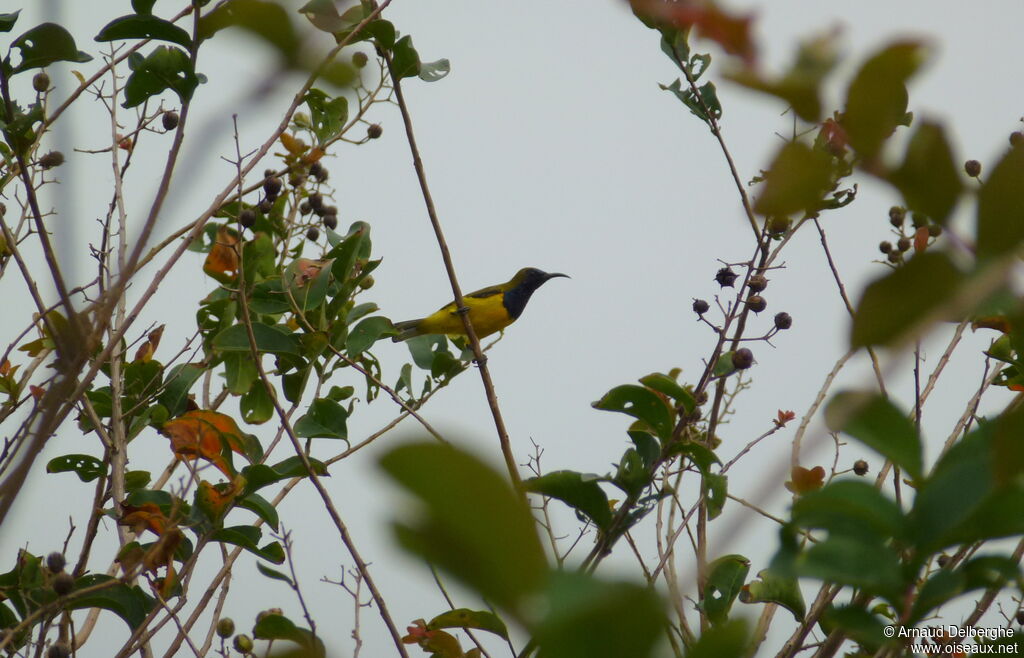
545;272;570;281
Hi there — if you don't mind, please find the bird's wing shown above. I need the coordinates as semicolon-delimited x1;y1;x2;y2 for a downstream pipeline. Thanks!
465;285;503;300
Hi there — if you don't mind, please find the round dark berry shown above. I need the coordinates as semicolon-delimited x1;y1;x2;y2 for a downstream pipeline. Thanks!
306;227;320;241
964;159;981;177
39;151;65;169
216;617;235;638
264;168;275;178
309;162;324;178
162;111;179;131
692;299;710;315
715;267;738;288
731;348;754;370
888;206;905;227
289;173;306;187
911;212;928;229
887;250;903;264
257;199;273;214
323;214;338;230
33;72;50;93
308;193;324;210
773;312;792;330
299;201;312;215
879;241;893;254
263;176;283;197
853;459;869;476
897;237;911;252
927;224;942;237
1010;132;1024;147
239;209;256;228
367;123;383;139
46;552;66;573
747;274;768;293
1016;609;1024;625
746;295;767;313
52;572;74;596
352;51;369;68
47;644;70;658
324;205;338;217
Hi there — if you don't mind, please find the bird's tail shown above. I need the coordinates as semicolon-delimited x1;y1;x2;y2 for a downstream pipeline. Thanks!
391;319;423;342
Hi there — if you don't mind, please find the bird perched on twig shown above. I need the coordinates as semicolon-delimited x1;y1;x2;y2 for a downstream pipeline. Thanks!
392;267;569;342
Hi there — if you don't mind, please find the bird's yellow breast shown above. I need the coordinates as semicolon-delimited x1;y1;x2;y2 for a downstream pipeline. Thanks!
415;293;512;338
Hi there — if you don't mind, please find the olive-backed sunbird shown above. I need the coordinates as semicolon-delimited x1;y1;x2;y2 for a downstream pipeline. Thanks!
392;267;569;342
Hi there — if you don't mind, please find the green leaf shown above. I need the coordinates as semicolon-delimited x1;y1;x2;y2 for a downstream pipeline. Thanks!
977;144;1024;259
256;561;294;586
294;398;348;440
253;613;323;655
821;605;886;653
592;384;674;441
64;575;154;629
739;568;806;621
223;353;257;395
627;431;661;469
659;77;722;125
210;526;284;563
212;322;301;355
666;441;720;476
47;454;106;482
686;618;749;658
285;257;334;313
842;41;927;158
406;335;449;370
888;121;961;225
702;472;728;519
380;442;547;611
123;45;199;108
427;608;508;640
851;251;964;348
533;571;666;658
10;23;92;74
96;14;193;49
791;480;905;542
391;35;421;79
198;0;299;63
524;470;612;530
362;19;396;47
701;554;750;625
638;372;695;413
0;12;20;33
241;457;328;494
346;316;396;357
237;493;278;530
419;58;450;82
158;363;205;417
825;392;922;481
753;141;834;217
240;384;274;424
793;536;903;603
124;470;151;491
909;556;1020;623
304;89;348;144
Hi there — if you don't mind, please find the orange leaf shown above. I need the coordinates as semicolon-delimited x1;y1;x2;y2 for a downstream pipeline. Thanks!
303;147;325;164
0;359;10;376
913;225;930;253
196;479;241;521
119;502;170;536
818;118;848;156
29;385;45;400
202;226;240;282
292;258;325;288
972;316;1012;333
133;325;165;363
784;465;825;494
631;0;757;65
161;410;250;477
279;133;308;155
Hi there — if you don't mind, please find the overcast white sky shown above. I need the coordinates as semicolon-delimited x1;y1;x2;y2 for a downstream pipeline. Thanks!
5;0;1024;655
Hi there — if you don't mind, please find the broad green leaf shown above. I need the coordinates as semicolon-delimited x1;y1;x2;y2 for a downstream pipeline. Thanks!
253;613;323;655
524;470;612;530
212;322;300;355
198;0;299;63
532;571;665;658
124;470;151;491
210;526;284;563
613;448;651;497
346;316;395;357
795;537;903;603
593;385;674;441
224;353;257;395
851;251;964;348
909;556;1020;623
158;363;205;417
821;605;886;654
391;35;421;79
888;121;961;225
47;454;105;482
361;19;396;47
660;77;722;124
96;14;193;49
627;430;660;469
406;335;449;370
419;58;450;82
791;480;905;542
701;554;750;625
638;372;695;413
427;608;508;640
256;562;293;586
10;23;92;74
842;41;927;158
739;568;806;621
977;144;1024;259
123;45;199;108
753;141;834;217
702;472;728;519
666;441;720;476
304;89;348;143
380;442;547;611
686;618;749;658
825;392;922;481
241;457;327;494
294;397;348;440
65;575;154;629
298;0;348;33
0;11;20;33
240;383;274;424
285;257;334;313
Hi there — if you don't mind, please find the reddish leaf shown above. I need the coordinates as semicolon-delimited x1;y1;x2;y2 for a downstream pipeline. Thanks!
29;384;45;400
775;410;796;427
818;117;848;157
631;0;757;65
913;225;930;253
291;258;325;288
119;502;171;536
161;410;250;477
